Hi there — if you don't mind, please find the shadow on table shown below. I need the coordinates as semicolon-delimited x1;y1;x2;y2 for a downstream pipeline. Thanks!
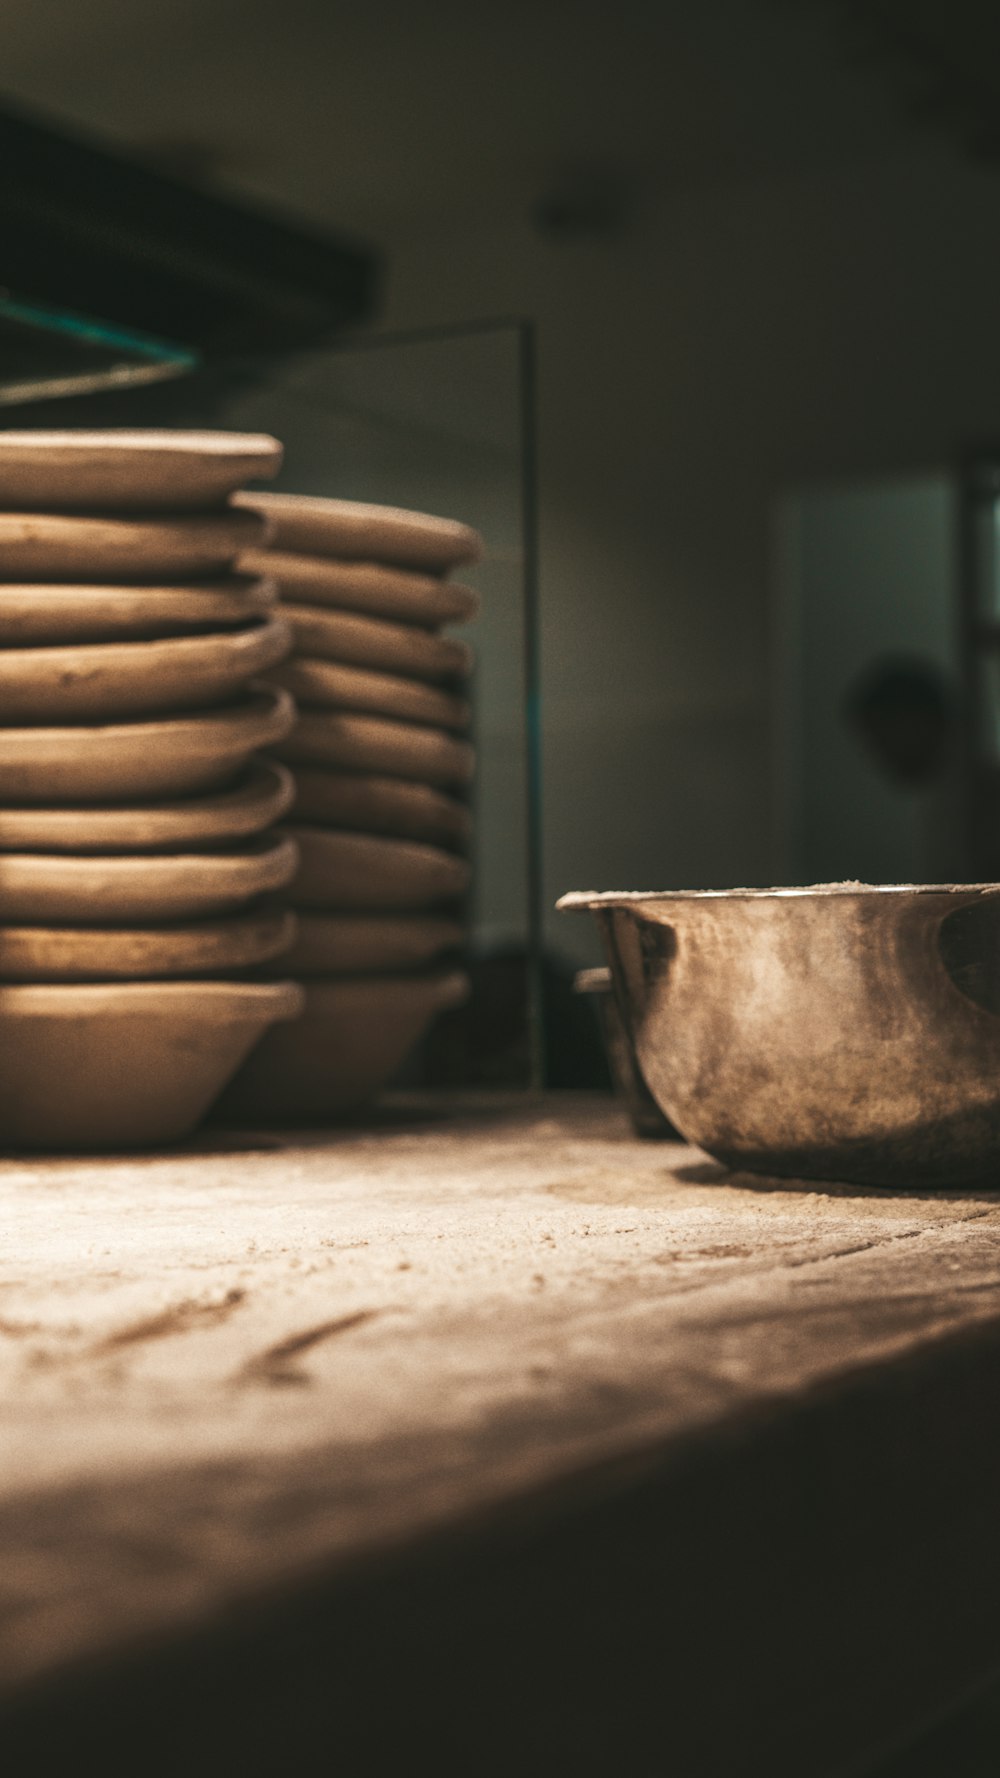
673;1158;1000;1205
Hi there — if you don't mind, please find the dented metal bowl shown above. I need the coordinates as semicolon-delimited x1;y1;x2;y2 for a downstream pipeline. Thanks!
558;884;1000;1188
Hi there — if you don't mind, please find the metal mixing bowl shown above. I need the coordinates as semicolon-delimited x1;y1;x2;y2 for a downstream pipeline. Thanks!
558;884;1000;1188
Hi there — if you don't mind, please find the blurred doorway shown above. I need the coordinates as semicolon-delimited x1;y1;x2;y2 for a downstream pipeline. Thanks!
772;474;962;887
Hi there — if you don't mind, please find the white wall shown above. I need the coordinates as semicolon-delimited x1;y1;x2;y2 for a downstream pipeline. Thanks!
377;145;1000;960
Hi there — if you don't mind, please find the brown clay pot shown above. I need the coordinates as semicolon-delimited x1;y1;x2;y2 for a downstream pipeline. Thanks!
265;657;470;732
0;980;303;1150
277;912;464;976
0;617;292;722
235;492;482;571
0;430;282;511
0;761;295;854
0;506;268;581
240;548;478;626
215;970;469;1122
0;832;298;923
275;710;475;788
0;684;295;804
0;908;296;982
282;602;473;683
0;575;277;646
283;826;470;910
289;768;472;848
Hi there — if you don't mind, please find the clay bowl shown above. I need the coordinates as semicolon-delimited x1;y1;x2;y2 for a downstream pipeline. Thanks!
266;657;470;731
276;912;465;977
275;710;475;788
241;548;479;626
559;883;1000;1189
0;575;277;646
235;492;483;572
0;430;283;511
0;761;295;854
0;684;295;804
282;602;473;683
0;616;292;722
0;506;268;581
0;831;298;923
0;908;296;982
284;826;470;911
290;769;472;849
0;980;303;1150
215;970;470;1123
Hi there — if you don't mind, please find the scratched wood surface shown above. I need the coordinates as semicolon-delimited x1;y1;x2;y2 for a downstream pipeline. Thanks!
3;1093;1000;1775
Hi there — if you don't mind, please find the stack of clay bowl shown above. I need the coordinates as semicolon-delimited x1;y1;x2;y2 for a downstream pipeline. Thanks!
0;430;306;1150
217;493;482;1121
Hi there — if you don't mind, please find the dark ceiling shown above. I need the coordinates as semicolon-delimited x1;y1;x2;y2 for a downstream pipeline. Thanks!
0;1;918;240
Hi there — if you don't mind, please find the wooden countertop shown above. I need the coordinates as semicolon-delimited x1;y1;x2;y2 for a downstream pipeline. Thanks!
2;1094;1000;1776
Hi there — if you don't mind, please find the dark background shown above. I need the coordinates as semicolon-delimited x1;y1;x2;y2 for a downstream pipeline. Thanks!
4;4;1000;1767
9;2;1000;946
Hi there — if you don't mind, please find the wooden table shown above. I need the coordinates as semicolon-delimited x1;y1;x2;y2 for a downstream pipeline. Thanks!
2;1094;1000;1776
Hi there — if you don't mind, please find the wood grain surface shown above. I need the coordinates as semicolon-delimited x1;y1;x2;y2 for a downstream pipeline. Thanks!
2;1095;1000;1775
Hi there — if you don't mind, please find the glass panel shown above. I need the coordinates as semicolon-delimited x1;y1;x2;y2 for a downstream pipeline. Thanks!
223;323;541;1087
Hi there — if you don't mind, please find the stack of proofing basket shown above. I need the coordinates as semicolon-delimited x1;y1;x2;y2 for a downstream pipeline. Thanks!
0;430;304;1151
217;492;483;1121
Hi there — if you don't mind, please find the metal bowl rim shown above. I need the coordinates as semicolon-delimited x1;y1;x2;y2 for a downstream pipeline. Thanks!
557;882;1000;910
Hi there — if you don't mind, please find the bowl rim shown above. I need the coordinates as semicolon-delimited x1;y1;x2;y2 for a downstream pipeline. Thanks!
0;907;296;944
0;570;275;600
0;980;304;1020
0;759;294;833
0;506;268;539
0;681;294;745
0;829;298;875
285;822;471;868
0;613;288;670
271;653;472;716
557;882;1000;909
0;429;282;459
281;599;475;661
243;546;481;614
235;489;483;560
